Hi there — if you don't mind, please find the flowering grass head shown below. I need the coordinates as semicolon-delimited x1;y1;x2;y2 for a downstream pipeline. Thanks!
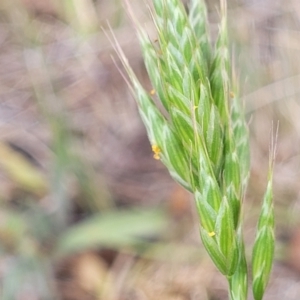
112;0;275;299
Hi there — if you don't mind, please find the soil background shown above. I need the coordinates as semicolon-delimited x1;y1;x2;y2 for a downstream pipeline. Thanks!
1;0;300;299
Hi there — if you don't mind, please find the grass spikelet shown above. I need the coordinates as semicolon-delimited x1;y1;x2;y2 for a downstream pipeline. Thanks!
115;1;275;299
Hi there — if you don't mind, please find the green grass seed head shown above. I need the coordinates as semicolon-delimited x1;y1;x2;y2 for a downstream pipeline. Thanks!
252;180;275;300
116;0;274;298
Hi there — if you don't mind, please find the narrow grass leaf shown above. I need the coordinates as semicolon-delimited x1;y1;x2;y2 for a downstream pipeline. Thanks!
56;208;168;257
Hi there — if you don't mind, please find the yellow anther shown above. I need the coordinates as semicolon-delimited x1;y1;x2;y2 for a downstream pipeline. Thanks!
230;91;235;98
152;144;161;160
193;105;198;110
150;89;156;95
208;231;216;237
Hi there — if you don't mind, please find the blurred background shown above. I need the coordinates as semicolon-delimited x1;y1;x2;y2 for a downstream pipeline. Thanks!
1;0;300;299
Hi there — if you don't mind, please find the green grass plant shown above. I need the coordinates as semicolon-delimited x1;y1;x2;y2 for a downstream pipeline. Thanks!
114;0;276;299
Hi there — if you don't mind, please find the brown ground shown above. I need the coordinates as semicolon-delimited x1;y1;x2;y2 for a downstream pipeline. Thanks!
1;0;300;299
